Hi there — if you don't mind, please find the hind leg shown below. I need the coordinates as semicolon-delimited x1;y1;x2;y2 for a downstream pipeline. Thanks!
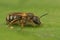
8;19;17;29
27;19;35;27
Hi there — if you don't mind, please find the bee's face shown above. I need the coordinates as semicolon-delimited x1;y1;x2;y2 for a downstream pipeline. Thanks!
32;16;41;25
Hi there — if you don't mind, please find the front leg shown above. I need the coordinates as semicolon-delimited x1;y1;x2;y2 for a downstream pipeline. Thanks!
20;20;25;31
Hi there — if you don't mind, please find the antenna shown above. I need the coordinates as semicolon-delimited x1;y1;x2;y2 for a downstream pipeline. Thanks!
40;12;48;18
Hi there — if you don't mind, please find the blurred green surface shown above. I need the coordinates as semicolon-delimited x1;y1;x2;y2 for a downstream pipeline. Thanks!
0;0;60;40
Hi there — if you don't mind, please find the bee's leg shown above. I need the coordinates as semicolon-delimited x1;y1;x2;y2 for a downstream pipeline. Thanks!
28;20;35;31
6;21;10;28
21;23;24;29
8;19;17;29
17;20;24;31
20;20;25;31
30;20;35;27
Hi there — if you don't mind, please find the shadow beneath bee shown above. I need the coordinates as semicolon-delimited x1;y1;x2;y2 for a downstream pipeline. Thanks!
25;24;35;28
24;23;44;28
16;24;44;34
12;24;19;26
6;23;44;28
6;23;44;32
5;23;44;34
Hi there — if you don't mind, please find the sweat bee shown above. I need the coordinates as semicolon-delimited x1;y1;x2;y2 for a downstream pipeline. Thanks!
6;12;47;29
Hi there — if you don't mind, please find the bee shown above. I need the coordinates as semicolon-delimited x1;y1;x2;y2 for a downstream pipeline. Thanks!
6;12;47;29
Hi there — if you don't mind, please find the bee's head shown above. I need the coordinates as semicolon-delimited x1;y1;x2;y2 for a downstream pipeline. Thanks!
32;16;41;25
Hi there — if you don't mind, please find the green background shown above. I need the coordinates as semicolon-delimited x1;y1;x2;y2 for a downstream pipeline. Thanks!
0;0;60;40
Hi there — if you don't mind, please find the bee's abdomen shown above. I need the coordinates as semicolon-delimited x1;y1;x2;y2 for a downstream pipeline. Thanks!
6;15;16;22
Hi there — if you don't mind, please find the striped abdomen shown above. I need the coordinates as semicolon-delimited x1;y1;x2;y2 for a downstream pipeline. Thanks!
6;15;16;22
6;14;22;24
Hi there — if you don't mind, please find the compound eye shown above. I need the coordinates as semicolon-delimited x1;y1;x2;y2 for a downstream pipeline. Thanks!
32;16;41;25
